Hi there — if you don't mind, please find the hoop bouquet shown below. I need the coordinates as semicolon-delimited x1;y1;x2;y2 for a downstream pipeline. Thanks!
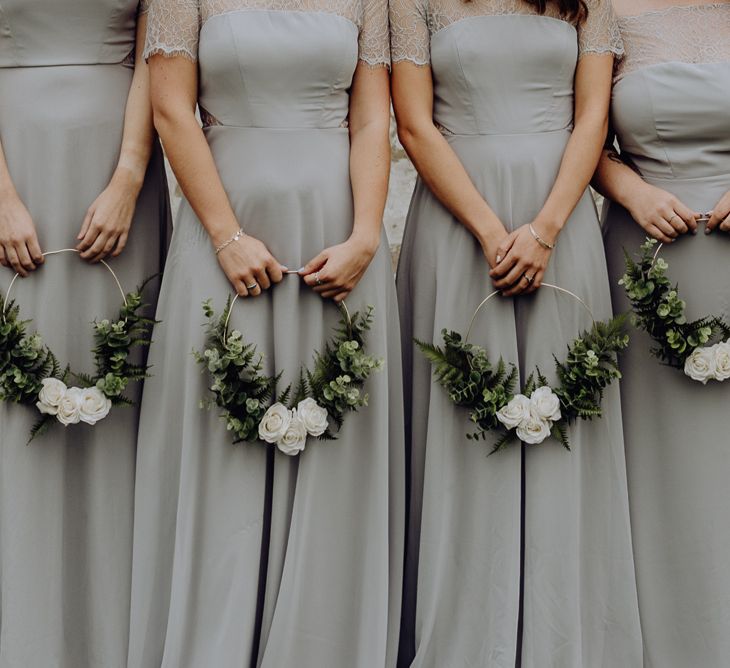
195;289;383;455
417;284;629;452
0;249;156;442
622;237;730;383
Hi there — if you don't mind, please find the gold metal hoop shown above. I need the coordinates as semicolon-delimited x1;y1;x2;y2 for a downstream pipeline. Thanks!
465;283;595;343
222;274;352;340
1;248;128;322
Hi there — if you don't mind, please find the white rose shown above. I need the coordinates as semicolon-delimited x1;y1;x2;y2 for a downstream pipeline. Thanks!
56;387;83;426
258;403;292;443
276;411;308;456
530;386;562;423
515;414;552;445
496;394;531;430
296;398;329;437
684;347;716;384
36;378;67;416
78;387;112;425
713;342;730;382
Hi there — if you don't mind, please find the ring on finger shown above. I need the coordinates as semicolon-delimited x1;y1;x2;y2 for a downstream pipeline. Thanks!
314;272;323;286
246;281;258;290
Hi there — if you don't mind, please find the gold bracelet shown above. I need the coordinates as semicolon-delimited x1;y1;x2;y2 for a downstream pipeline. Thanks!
215;228;244;255
529;223;556;250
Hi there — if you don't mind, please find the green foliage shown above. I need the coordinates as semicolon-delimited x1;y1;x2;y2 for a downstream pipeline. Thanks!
417;314;628;452
0;281;156;443
553;315;629;423
194;300;383;444
194;297;277;443
621;238;728;368
416;330;517;447
0;294;62;405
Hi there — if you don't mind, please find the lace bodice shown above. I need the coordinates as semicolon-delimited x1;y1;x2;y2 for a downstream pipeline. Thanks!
0;0;148;67
613;3;730;82
389;0;623;65
144;0;389;67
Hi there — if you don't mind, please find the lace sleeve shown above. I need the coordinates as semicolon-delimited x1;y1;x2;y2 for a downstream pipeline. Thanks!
389;0;430;66
359;0;390;67
144;0;201;62
578;0;624;59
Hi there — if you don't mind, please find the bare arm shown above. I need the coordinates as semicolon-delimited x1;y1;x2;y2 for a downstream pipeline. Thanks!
76;12;158;262
491;53;615;295
593;136;699;243
390;61;508;267
301;62;391;302
0;142;44;276
148;53;284;296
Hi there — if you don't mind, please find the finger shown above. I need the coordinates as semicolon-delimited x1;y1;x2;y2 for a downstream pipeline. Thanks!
646;225;674;245
81;232;112;262
665;211;689;235
78;208;94;241
6;247;27;276
23;232;43;265
0;246;7;267
77;224;101;252
494;234;517;266
719;214;730;233
707;205;730;233
111;231;129;257
526;270;545;294
673;201;699;233
268;261;284;284
303;270;330;288
241;275;261;297
16;243;36;272
99;235;119;260
503;274;532;297
653;216;678;239
254;267;271;291
493;261;528;289
489;252;518;280
314;281;338;294
319;287;342;298
333;291;350;303
300;251;328;276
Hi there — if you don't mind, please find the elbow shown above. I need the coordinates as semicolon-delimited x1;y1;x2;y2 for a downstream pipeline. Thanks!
150;100;194;140
396;121;427;154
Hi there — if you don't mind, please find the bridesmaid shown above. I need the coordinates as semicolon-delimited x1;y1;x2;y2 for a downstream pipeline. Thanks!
0;1;169;666
391;0;641;665
128;1;404;666
596;2;730;666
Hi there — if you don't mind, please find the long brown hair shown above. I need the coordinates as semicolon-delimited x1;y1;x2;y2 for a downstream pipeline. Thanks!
523;0;588;21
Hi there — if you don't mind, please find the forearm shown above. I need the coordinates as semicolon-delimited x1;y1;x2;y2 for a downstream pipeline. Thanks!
114;15;156;193
348;116;390;252
593;148;647;211
154;107;239;247
399;123;504;246
535;116;608;239
0;143;18;199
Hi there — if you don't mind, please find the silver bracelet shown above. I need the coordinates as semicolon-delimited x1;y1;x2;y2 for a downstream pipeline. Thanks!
215;228;244;255
529;223;556;250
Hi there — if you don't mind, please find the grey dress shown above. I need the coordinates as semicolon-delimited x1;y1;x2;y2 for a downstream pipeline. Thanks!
391;1;642;666
127;1;404;667
0;1;170;666
602;4;730;666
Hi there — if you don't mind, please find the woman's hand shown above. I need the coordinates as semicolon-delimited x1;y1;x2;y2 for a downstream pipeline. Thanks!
705;190;730;234
624;181;700;243
489;223;554;297
76;169;144;262
300;233;379;303
217;233;286;297
0;190;43;276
